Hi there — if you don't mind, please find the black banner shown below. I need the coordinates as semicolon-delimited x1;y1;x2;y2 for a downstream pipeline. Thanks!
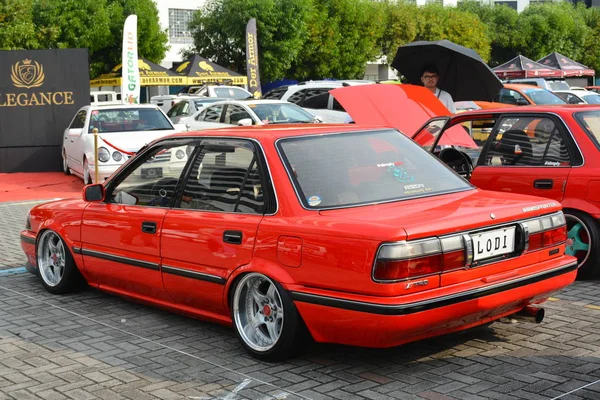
245;18;262;99
0;49;89;172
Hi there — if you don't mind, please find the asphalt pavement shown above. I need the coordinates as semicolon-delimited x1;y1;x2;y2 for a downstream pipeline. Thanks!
2;200;600;400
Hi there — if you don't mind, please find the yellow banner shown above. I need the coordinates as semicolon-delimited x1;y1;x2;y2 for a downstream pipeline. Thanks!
91;76;187;87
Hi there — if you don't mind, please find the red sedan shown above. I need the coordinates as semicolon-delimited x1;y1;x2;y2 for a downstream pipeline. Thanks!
412;106;600;277
21;124;576;360
332;84;600;278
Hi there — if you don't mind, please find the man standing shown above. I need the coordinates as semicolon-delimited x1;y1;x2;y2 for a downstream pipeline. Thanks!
421;64;456;113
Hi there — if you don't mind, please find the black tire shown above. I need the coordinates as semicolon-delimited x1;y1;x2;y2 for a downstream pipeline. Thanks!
564;210;600;279
36;230;86;294
231;273;304;361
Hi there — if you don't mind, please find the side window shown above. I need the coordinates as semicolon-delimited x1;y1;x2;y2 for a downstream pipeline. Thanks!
481;117;570;167
302;88;330;109
287;89;306;105
178;140;265;214
224;104;252;125
70;110;87;129
495;89;527;105
201;105;224;122
167;102;183;118
109;140;192;207
332;98;346;112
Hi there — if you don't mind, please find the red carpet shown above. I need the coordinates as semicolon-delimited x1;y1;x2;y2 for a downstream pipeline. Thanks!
0;173;84;203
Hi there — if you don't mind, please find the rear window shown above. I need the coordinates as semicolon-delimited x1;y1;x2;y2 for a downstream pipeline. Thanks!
575;110;600;149
88;108;173;133
522;88;566;105
277;129;472;209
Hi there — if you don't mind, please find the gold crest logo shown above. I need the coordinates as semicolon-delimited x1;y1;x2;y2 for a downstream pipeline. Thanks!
176;61;190;73
11;59;45;89
199;61;214;72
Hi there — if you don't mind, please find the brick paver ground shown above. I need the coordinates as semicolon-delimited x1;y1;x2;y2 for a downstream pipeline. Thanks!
2;201;600;399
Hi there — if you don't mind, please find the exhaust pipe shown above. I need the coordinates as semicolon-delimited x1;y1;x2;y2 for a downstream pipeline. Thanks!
511;306;545;324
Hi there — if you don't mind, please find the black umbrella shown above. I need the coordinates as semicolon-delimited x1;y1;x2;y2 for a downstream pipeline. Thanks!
391;40;503;102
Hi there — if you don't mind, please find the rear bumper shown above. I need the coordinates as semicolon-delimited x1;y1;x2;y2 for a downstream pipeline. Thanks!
292;257;577;348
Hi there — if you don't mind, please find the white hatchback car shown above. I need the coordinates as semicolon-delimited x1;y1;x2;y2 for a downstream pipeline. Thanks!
62;104;185;184
182;99;320;131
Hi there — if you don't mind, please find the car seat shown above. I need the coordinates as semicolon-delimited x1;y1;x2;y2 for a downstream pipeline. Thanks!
491;129;534;165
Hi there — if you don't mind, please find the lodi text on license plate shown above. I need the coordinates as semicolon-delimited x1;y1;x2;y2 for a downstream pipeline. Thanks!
473;226;516;261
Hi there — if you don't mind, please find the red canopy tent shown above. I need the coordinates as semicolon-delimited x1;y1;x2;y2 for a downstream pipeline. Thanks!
537;52;595;77
493;55;563;79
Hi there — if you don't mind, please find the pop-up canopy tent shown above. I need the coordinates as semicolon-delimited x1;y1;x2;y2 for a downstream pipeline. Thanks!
173;55;247;86
537;52;595;77
493;55;563;79
90;58;186;87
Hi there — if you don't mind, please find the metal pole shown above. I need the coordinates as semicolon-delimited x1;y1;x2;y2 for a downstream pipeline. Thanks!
92;127;99;184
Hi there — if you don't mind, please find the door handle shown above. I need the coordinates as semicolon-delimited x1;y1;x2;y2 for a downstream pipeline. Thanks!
223;230;242;244
141;221;157;234
534;179;553;189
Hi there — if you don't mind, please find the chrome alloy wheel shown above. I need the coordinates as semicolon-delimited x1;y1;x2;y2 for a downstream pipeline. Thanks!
37;230;66;287
233;273;284;352
565;214;591;267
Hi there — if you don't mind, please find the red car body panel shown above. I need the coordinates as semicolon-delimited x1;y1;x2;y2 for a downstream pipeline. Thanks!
331;84;478;148
21;124;578;349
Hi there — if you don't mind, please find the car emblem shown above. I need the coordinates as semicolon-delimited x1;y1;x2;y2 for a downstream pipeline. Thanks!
490;213;496;219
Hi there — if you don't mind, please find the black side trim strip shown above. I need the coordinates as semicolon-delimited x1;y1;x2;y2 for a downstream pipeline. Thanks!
20;234;36;245
80;248;159;271
291;261;578;316
162;265;226;285
72;247;82;254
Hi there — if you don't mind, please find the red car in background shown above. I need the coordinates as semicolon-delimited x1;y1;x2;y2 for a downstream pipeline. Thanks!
21;124;576;360
332;84;600;278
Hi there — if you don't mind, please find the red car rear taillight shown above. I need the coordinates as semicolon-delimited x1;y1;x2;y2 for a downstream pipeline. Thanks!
523;212;567;252
373;236;469;282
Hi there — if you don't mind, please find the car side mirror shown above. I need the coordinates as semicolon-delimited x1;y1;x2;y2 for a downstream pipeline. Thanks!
237;118;253;126
68;128;83;136
313;115;324;123
173;123;187;132
516;98;529;106
83;184;105;202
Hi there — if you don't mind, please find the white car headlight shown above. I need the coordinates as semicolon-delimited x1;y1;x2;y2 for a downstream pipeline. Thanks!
112;151;123;162
98;147;110;163
175;149;185;159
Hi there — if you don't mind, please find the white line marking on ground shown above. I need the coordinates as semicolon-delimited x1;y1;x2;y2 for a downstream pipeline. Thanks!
0;284;306;399
221;378;252;400
550;378;600;399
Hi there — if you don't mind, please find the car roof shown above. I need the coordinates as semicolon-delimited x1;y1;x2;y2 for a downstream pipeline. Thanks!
452;104;600;116
86;104;161;110
503;83;546;90
209;99;293;106
171;123;384;141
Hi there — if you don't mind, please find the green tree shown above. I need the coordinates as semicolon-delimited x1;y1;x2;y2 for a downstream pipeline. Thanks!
289;0;384;80
187;0;311;82
457;2;522;66
516;2;588;62
0;0;39;50
578;6;600;75
374;0;420;70
95;0;168;77
415;4;491;62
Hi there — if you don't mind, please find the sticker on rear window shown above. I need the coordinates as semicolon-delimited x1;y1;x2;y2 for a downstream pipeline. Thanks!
307;195;322;206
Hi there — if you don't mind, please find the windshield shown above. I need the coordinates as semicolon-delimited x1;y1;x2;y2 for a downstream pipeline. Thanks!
575;110;600;148
89;108;173;133
214;87;251;99
548;81;571;91
278;129;472;209
522;88;566;105
250;103;315;124
582;94;600;104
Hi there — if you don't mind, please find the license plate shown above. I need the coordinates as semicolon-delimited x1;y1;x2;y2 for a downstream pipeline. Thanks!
141;167;163;179
472;226;516;261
